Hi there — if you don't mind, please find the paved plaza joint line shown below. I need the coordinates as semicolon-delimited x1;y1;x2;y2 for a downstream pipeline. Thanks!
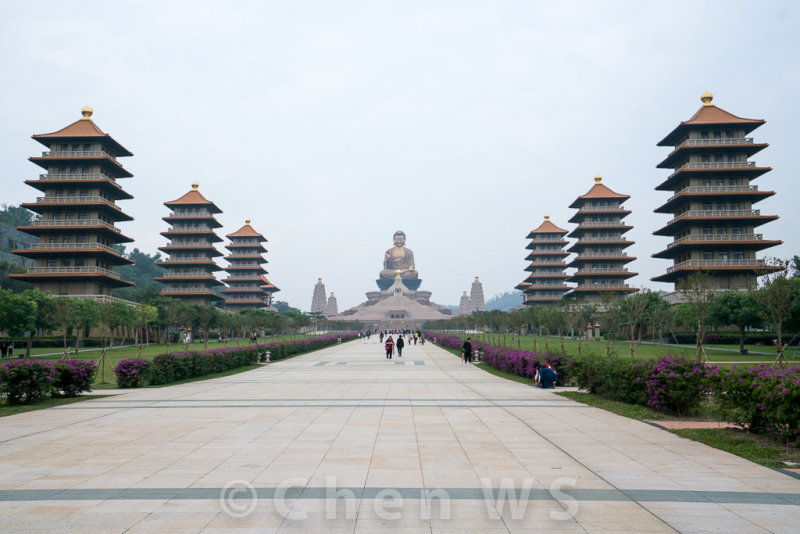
0;339;797;533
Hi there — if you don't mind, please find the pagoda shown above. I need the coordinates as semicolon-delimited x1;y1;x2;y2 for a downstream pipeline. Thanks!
325;292;339;317
155;183;224;306
259;275;280;309
520;215;570;305
468;276;486;313
11;107;135;300
567;176;637;305
458;290;471;314
220;219;271;312
652;92;781;298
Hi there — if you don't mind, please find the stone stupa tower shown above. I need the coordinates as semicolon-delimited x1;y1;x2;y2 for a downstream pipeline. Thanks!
310;278;327;315
11;107;136;300
325;291;338;317
458;290;471;315
468;276;485;313
155;182;224;306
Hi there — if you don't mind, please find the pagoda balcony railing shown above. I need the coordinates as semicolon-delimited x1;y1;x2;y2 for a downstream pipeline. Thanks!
158;272;217;278
36;196;124;212
160;257;215;263
41;149;118;161
225;285;262;290
168;211;212;218
577;221;628;227
667;234;763;248
162;241;215;248
227;263;262;268
575;268;630;273
161;288;215;294
677;161;756;171
679;137;753;147
578;205;624;212
576;252;627;257
528;260;567;264
666;209;761;225
529;237;566;242
28;242;124;256
28;266;120;279
575;282;628;288
33;219;121;233
666;259;766;273
575;237;627;242
165;227;214;233
38;173;123;189
526;283;568;288
226;254;264;259
667;185;758;203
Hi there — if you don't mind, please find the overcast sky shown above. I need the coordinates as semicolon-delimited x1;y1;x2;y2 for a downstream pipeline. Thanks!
1;1;798;311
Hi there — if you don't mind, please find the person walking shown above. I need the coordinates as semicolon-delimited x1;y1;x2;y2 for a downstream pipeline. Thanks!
385;335;394;359
379;331;384;344
461;337;473;365
396;335;405;357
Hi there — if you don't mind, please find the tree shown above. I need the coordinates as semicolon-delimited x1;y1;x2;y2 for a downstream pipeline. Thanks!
0;288;37;343
0;204;36;227
48;298;78;356
709;291;762;354
72;298;101;354
645;293;673;346
112;247;166;302
600;293;623;357
22;289;56;357
0;260;32;293
677;271;716;362
751;259;800;366
619;289;649;358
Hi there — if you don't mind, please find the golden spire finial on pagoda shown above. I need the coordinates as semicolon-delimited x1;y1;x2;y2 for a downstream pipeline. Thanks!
594;175;602;183
475;276;479;280
80;106;93;120
318;277;322;281
701;91;714;106
544;214;550;221
463;290;467;294
331;291;335;296
191;181;199;190
245;218;251;225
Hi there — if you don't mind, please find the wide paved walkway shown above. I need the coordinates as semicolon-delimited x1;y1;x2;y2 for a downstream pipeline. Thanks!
0;339;797;533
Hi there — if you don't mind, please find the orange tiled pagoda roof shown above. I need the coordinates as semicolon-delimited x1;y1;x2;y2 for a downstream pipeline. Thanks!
259;275;280;292
227;220;265;239
164;183;222;212
528;216;567;234
32;107;133;156
569;176;629;208
658;93;765;146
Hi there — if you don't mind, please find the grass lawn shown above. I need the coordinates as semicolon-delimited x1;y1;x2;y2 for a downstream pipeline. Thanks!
0;395;112;418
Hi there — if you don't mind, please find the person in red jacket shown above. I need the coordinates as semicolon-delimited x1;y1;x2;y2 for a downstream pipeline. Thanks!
385;336;394;360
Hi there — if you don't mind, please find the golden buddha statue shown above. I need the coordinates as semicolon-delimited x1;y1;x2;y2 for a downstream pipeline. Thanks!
379;231;418;280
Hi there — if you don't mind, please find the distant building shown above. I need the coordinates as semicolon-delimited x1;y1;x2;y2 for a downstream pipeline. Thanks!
518;215;570;306
10;107;135;301
310;278;327;315
468;276;486;313
567;176;637;305
325;292;338;317
221;219;271;312
458;290;471;315
155;183;224;306
652;92;781;301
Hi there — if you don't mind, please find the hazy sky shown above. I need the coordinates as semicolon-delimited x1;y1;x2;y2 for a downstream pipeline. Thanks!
1;1;798;311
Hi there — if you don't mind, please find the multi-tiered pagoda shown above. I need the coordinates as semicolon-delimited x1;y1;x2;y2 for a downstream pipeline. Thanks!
220;219;270;312
567;176;637;305
259;275;280;309
11;107;135;300
310;278;327;315
519;215;570;305
155;183;224;306
652;92;781;298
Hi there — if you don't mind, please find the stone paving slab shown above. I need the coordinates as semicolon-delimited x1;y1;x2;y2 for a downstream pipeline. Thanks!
0;339;798;532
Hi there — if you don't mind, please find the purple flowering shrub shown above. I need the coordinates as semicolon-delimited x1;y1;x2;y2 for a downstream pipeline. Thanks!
0;359;56;404
54;359;98;397
640;356;719;415
715;365;800;446
113;359;151;388
426;333;572;385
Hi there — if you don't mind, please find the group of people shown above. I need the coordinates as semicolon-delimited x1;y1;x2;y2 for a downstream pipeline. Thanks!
0;341;14;358
380;330;424;359
460;336;557;388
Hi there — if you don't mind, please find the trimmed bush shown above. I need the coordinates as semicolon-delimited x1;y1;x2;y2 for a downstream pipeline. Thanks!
0;359;56;404
113;359;151;388
53;359;98;397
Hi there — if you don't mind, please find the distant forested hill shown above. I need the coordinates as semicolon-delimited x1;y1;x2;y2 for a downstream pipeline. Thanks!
486;291;523;311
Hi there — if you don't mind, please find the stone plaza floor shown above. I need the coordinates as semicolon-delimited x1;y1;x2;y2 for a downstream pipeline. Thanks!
0;339;797;533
